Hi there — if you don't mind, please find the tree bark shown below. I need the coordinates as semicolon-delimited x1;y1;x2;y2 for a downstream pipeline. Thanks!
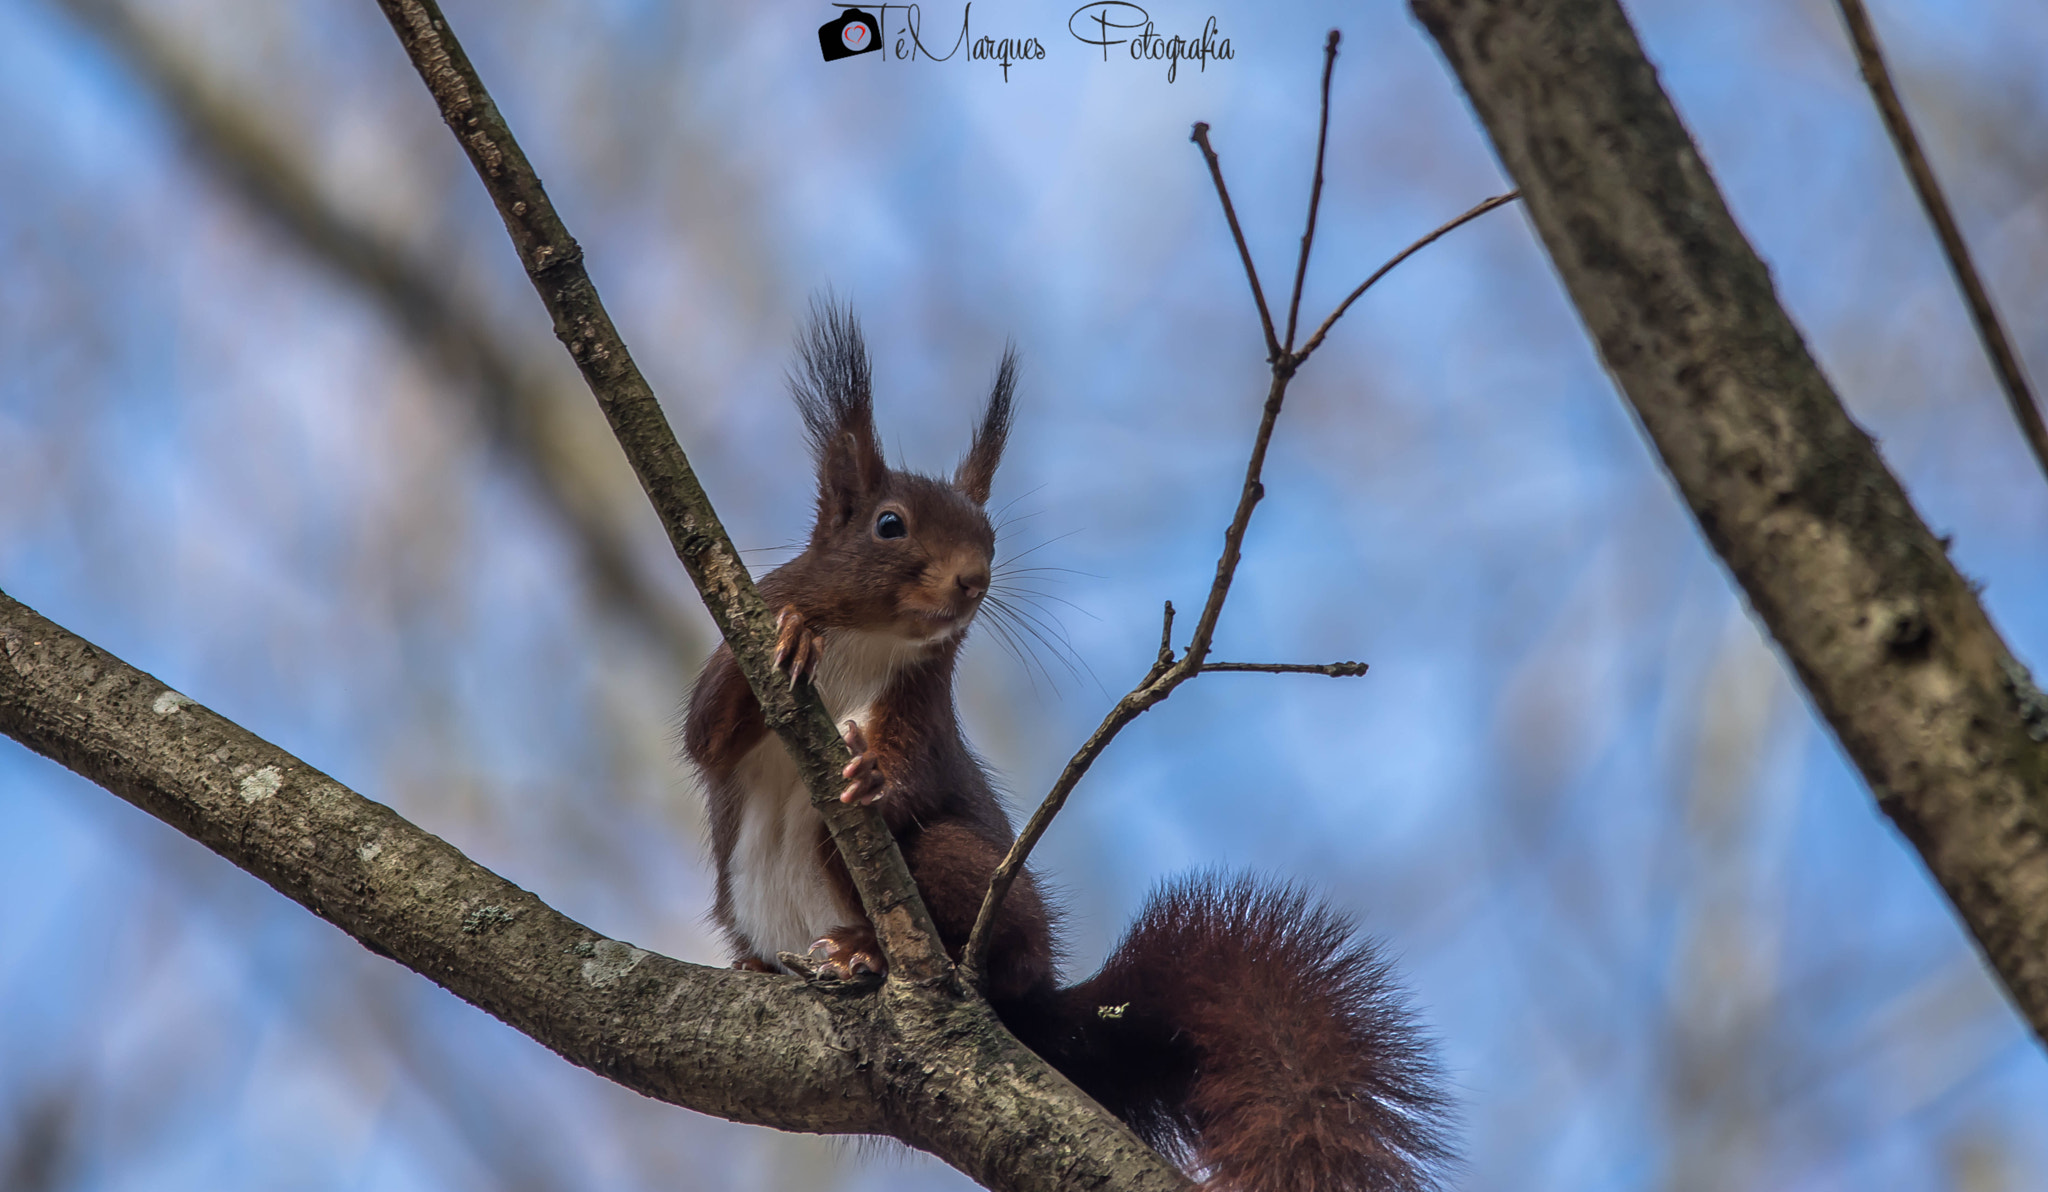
1411;0;2048;1042
0;588;1190;1192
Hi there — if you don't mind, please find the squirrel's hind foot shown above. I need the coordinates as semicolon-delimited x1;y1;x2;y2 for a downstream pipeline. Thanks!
807;925;886;983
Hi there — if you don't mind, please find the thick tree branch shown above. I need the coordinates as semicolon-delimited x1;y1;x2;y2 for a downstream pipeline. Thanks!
0;589;1192;1192
1830;0;2048;488
55;0;706;671
1413;0;2048;1042
0;589;871;1132
368;0;950;986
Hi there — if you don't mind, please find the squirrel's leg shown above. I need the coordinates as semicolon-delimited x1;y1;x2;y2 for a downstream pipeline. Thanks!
806;825;1056;995
806;827;1056;995
730;955;776;973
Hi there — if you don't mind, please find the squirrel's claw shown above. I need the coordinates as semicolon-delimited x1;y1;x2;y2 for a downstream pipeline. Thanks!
730;955;776;974
839;719;885;805
808;927;885;983
774;606;823;689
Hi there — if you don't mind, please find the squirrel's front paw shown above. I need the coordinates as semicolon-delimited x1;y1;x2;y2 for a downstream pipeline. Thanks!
773;606;824;689
808;925;885;983
839;719;886;805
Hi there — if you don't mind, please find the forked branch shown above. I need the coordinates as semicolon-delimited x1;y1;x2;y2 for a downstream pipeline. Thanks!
961;39;1519;982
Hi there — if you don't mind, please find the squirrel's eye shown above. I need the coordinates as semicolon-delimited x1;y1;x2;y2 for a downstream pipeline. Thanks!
875;510;907;539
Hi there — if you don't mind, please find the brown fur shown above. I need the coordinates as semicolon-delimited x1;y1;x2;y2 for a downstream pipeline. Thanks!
682;303;1453;1189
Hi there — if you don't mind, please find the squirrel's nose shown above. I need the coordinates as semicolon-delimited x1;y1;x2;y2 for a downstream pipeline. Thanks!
956;568;989;601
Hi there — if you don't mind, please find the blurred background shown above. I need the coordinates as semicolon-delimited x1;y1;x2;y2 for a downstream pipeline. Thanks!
2;0;2045;1188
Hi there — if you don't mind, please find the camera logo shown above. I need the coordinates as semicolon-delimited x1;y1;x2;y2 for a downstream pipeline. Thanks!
819;8;882;61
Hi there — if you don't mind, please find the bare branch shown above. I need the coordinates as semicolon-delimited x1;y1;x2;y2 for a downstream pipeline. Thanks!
1282;29;1342;354
971;56;1501;978
962;684;1174;982
963;168;1504;975
1414;0;2048;1044
1294;189;1522;366
0;589;872;1132
1190;121;1282;364
55;0;706;671
1151;600;1178;676
1204;661;1370;677
368;0;951;984
1185;192;1516;677
0;589;1194;1192
1830;0;2048;488
964;369;1303;981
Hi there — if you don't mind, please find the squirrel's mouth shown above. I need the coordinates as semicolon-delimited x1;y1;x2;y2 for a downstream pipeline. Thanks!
903;604;978;641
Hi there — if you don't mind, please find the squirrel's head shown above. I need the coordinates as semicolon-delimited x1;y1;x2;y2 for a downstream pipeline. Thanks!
789;302;1014;644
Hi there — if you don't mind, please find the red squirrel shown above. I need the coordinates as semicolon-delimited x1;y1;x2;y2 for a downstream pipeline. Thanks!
684;304;1453;1192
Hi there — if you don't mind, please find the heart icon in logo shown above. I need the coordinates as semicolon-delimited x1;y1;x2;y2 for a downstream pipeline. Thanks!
819;8;884;62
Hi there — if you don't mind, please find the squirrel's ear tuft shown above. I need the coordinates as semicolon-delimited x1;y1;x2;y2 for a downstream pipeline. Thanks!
954;345;1016;505
790;297;885;528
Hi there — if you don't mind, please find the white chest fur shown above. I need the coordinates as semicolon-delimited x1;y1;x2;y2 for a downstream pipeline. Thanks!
724;628;934;961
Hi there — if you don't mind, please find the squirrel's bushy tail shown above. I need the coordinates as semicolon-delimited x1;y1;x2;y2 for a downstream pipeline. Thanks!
1002;874;1454;1192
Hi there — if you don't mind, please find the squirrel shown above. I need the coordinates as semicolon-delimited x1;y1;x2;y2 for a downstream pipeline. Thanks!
683;303;1453;1192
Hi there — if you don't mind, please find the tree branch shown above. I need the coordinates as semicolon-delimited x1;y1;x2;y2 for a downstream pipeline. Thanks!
0;589;1192;1192
1282;29;1341;354
1294;189;1521;367
963;80;1514;980
1203;661;1370;677
1830;0;2048;488
0;589;872;1133
1413;0;2048;1044
368;0;950;986
1190;122;1282;364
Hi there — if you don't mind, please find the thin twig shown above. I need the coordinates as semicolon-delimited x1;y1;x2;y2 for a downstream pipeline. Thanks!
1204;661;1370;677
1295;190;1521;365
1283;30;1341;354
1150;601;1178;676
1191;122;1283;364
372;0;951;987
1831;0;2048;487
